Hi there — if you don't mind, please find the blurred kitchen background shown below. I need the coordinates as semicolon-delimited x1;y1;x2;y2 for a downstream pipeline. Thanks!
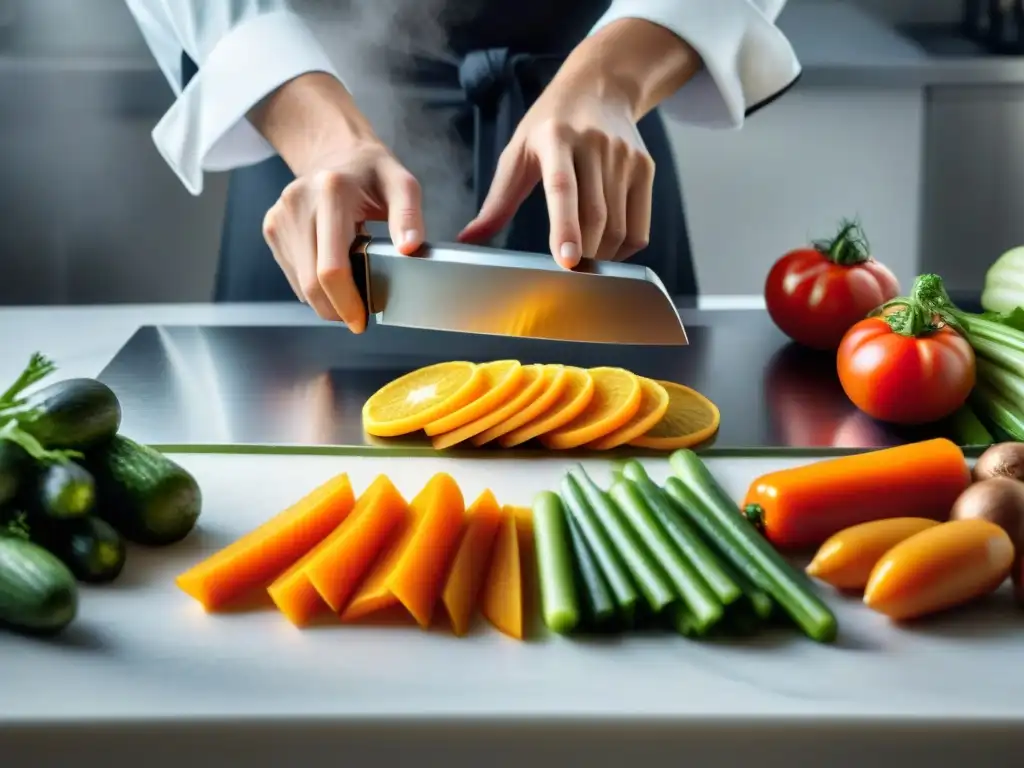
0;0;1019;304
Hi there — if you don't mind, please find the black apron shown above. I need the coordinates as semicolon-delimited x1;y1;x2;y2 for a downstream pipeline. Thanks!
183;2;698;301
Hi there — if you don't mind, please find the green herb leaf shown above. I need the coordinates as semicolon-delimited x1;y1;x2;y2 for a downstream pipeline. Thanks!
0;420;80;465
2;512;30;541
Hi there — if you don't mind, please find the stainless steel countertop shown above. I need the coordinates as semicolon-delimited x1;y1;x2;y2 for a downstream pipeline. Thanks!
95;306;969;454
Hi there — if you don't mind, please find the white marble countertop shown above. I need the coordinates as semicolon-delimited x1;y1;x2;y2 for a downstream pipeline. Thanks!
2;299;1023;768
0;297;765;385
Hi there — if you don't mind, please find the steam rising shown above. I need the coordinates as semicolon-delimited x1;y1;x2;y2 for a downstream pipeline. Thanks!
296;0;478;241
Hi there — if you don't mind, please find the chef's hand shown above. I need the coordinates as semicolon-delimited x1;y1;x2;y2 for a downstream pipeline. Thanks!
457;19;701;269
253;74;425;331
457;80;653;268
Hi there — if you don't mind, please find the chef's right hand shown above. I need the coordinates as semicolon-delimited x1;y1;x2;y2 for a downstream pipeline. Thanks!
254;75;425;332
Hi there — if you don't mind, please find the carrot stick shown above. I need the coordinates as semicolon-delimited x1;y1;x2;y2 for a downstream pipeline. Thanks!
301;475;409;613
480;508;523;640
742;438;971;550
339;504;421;623
387;473;466;628
510;504;538;636
267;548;325;627
440;490;503;635
177;473;355;610
864;519;1014;620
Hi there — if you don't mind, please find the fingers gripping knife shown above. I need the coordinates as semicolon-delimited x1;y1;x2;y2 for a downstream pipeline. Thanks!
348;235;689;345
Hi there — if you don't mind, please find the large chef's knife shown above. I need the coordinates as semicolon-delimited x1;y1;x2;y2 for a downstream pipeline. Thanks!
349;235;688;345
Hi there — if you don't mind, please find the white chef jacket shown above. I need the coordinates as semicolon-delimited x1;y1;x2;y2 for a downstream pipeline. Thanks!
125;0;800;196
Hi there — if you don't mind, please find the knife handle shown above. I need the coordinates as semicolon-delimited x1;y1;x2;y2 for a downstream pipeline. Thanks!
349;233;371;328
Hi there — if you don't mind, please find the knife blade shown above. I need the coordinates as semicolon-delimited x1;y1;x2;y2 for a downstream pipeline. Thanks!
349;235;688;345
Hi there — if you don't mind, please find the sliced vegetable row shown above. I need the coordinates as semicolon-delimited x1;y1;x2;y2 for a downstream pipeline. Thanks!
533;452;838;643
0;354;203;636
177;471;531;640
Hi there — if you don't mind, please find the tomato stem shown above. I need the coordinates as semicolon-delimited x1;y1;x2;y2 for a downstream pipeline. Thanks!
813;219;871;266
743;503;766;531
875;275;967;338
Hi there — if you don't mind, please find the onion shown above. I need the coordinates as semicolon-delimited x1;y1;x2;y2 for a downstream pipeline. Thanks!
973;442;1024;483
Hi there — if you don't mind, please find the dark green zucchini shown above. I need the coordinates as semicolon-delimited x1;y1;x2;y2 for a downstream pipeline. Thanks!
0;534;77;634
20;378;121;450
88;436;201;546
34;515;126;584
0;441;29;509
38;461;95;519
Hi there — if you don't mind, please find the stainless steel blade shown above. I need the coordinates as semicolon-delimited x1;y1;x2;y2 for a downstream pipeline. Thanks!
356;239;688;345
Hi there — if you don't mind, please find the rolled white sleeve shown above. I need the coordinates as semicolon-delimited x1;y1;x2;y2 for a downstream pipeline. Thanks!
590;0;801;129
125;0;344;195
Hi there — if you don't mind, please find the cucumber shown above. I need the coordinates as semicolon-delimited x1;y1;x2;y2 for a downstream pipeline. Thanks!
564;511;617;627
569;467;675;614
0;535;78;634
20;378;121;450
560;474;639;623
621;461;743;607
0;441;29;509
668;450;838;643
610;479;723;635
33;515;126;584
663;478;774;620
531;492;580;634
38;461;95;519
88;436;201;546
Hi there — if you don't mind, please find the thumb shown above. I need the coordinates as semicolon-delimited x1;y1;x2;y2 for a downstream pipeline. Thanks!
458;151;536;244
380;158;425;255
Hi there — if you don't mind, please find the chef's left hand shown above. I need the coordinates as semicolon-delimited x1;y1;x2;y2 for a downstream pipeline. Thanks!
457;75;654;268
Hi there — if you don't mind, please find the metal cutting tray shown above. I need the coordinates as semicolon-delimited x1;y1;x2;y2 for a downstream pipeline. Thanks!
96;308;957;453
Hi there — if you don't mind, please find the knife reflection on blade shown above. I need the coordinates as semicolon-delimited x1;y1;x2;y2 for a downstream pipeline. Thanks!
348;235;688;345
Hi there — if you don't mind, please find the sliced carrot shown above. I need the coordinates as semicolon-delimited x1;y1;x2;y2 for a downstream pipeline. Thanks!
340;504;421;622
177;472;355;611
863;518;1014;620
302;475;409;613
432;364;548;450
743;438;971;550
588;377;669;450
806;517;941;590
424;361;523;436
509;505;537;636
539;367;641;450
498;367;595;448
387;473;466;628
267;548;326;627
339;474;460;622
480;509;523;640
441;490;503;635
471;365;569;447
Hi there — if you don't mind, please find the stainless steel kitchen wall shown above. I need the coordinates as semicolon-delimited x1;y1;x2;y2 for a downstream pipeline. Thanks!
0;0;226;305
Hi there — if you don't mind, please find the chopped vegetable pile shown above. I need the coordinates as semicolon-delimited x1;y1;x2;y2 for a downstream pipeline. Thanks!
361;361;721;452
0;353;201;637
535;453;836;642
178;471;532;639
182;451;839;644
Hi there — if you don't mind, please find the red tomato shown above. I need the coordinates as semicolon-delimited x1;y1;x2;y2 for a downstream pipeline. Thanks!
837;316;976;425
765;224;900;350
